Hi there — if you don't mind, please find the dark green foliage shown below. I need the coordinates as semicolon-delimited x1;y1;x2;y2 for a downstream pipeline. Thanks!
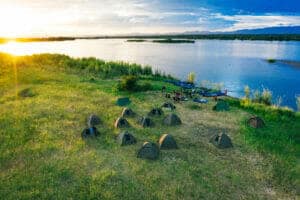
117;76;153;92
127;39;146;42
18;88;36;98
118;75;139;91
227;98;295;121
267;58;276;63
152;39;195;43
16;53;167;79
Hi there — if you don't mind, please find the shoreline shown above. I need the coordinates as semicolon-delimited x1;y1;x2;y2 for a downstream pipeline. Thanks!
1;34;300;43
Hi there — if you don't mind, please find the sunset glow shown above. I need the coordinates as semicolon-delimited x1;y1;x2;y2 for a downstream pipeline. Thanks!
0;0;299;37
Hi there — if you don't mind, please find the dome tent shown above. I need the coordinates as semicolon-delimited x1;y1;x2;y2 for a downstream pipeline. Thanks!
137;142;160;160
114;117;130;128
117;131;137;146
158;134;178;150
121;107;135;117
87;114;101;127
163;113;182;126
247;116;265;128
81;127;100;138
210;132;233;149
138;116;154;128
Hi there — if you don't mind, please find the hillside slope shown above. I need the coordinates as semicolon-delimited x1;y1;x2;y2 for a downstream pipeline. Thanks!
0;54;299;199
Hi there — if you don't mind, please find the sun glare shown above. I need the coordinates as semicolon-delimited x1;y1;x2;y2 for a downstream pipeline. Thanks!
0;4;36;37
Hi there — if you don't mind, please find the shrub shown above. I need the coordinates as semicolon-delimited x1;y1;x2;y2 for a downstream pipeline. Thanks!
117;76;153;92
187;72;196;84
253;88;272;106
267;58;276;63
262;88;272;105
118;75;139;91
297;96;300;112
244;85;250;99
140;82;153;91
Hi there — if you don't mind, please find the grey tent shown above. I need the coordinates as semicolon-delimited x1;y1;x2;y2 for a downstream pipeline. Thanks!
137;142;159;160
121;108;135;117
87;114;101;127
163;113;182;126
148;108;164;117
114;117;130;128
210;132;233;149
81;127;100;138
117;131;137;146
247;116;265;128
161;102;176;110
138;116;154;128
158;134;178;150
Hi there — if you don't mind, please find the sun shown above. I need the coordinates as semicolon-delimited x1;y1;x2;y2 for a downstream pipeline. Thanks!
0;4;34;37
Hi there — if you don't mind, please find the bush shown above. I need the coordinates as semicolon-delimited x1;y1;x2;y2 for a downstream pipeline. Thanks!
118;75;139;91
117;76;153;92
253;88;272;106
244;85;250;99
187;72;196;84
297;96;300;112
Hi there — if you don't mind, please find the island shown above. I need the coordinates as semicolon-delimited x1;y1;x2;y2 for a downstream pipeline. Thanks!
152;38;195;43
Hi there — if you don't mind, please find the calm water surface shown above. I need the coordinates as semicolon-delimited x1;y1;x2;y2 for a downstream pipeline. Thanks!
0;39;300;109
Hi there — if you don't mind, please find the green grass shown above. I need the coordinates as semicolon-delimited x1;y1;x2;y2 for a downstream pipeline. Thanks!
0;53;299;199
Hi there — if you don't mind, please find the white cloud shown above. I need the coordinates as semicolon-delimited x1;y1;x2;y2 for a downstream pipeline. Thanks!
213;13;300;31
0;0;299;36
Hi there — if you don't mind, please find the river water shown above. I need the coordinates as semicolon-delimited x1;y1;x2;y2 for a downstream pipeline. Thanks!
0;39;299;109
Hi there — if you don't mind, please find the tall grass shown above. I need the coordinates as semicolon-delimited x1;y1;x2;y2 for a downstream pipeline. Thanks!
8;53;169;79
243;86;273;106
187;72;196;84
297;96;300;111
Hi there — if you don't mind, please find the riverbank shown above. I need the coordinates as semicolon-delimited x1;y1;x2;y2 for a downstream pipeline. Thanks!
0;53;299;199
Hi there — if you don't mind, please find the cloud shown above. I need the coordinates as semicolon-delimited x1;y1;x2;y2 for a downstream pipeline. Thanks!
212;13;300;31
0;0;299;36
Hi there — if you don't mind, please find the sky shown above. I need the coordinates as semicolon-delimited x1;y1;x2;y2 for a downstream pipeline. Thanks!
0;0;299;37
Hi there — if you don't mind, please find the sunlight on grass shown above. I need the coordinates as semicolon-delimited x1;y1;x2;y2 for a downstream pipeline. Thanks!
0;53;299;199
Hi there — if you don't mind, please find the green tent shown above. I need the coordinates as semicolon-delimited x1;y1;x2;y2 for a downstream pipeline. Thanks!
116;97;131;106
213;101;230;111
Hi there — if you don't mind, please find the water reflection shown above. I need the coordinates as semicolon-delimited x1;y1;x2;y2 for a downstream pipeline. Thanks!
0;39;299;109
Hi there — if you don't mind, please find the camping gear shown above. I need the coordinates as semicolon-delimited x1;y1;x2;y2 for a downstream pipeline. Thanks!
148;108;163;117
210;133;233;149
193;98;208;104
161;102;176;110
87;114;101;127
247;116;265;128
163;114;182;126
137;142;159;160
121;108;135;117
158;134;178;150
114;117;130;128
117;131;137;146
213;100;230;111
81;127;100;138
116;97;131;106
138;116;154;128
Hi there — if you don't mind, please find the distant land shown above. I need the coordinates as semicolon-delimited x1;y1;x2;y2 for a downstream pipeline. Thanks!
1;26;300;43
183;26;300;35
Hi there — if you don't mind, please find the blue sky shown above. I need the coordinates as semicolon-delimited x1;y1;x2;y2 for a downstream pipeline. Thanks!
0;0;299;36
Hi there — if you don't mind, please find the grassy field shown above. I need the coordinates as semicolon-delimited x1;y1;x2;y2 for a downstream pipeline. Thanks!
0;53;299;199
